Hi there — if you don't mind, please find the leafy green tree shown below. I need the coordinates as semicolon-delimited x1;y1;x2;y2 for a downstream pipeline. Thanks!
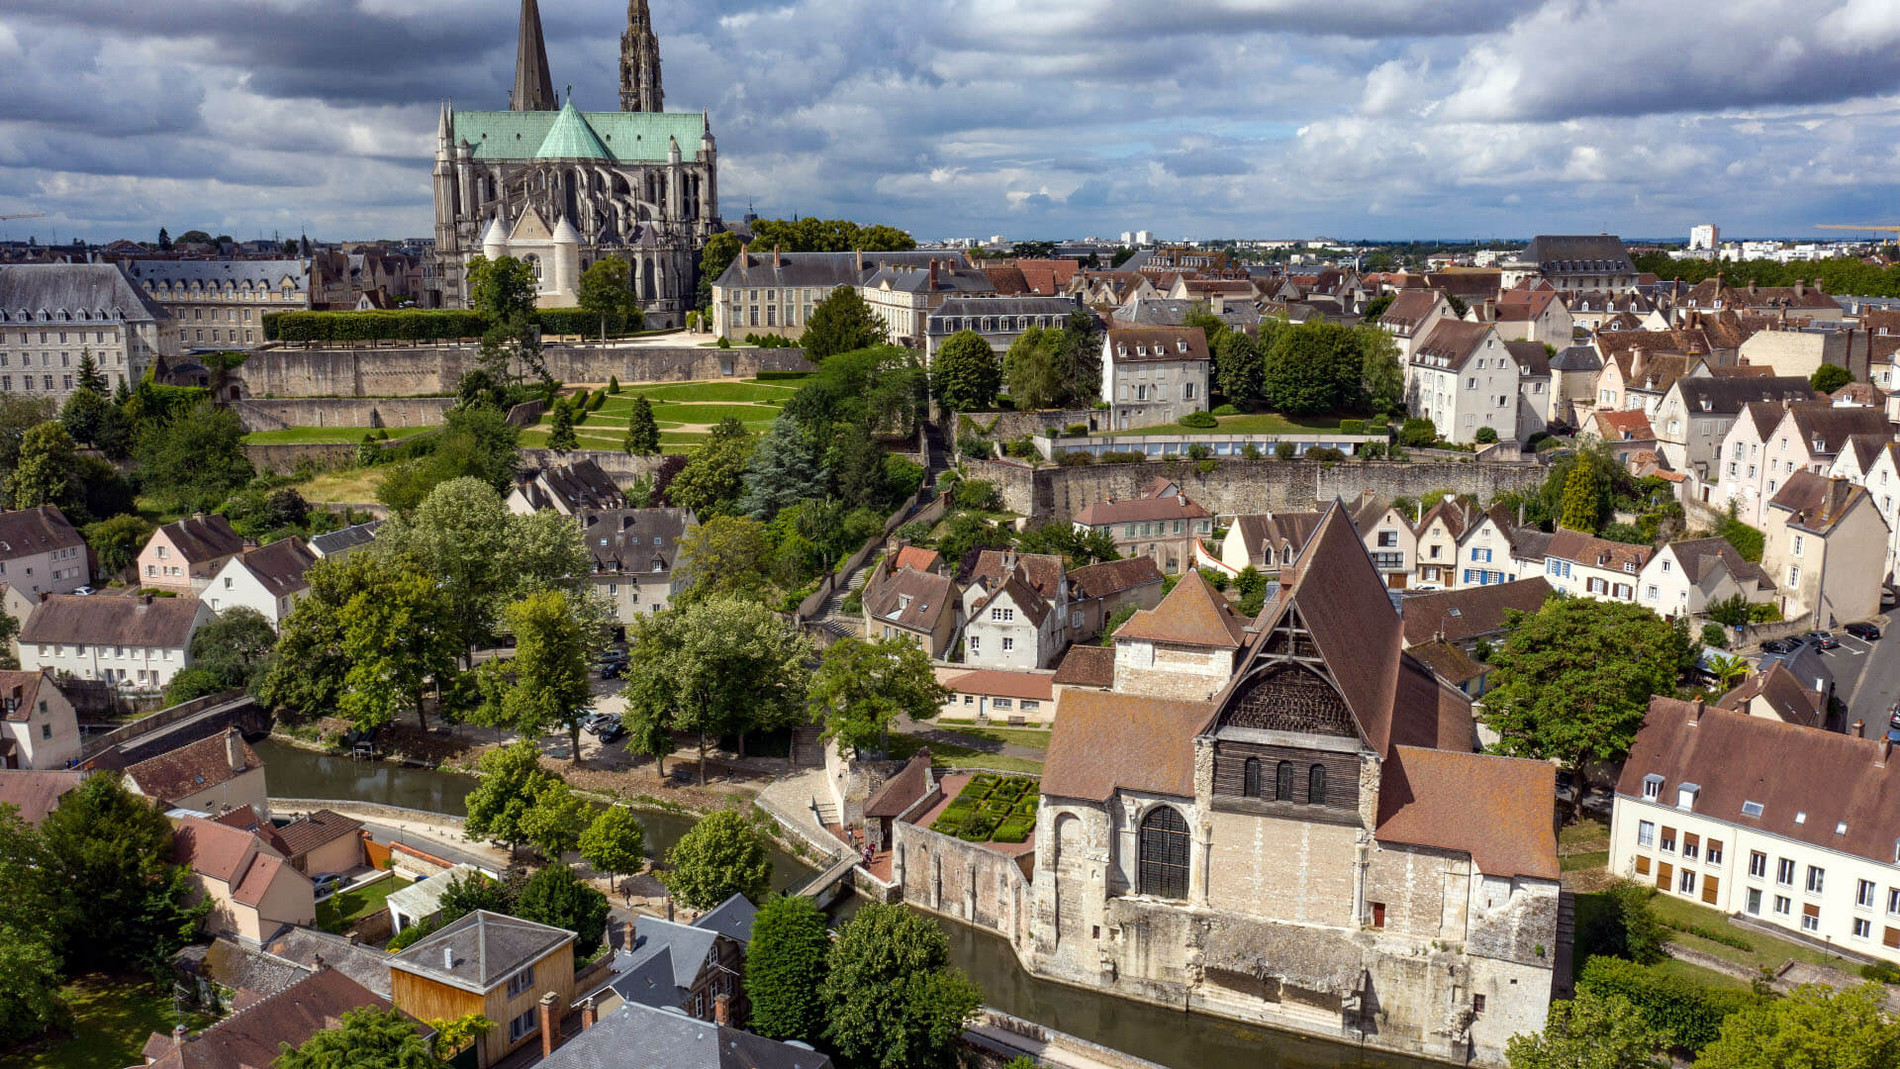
438;869;519;920
1559;461;1603;532
746;895;831;1042
801;287;886;363
624;395;660;455
258;553;383;718
930;331;1001;413
1179;303;1229;349
1483;598;1692;818
474;589;597;761
377;403;521;512
1810;363;1855;394
1011;523;1120;567
465;254;539;324
134;401;255;515
546;399;579;451
1705;593;1751;628
463;740;562;854
1694;982;1900;1069
37;776;208;975
1213;330;1262;408
377;477;514;656
675;515;775;604
666;429;754;517
696;231;743;313
620;598;812;780
157;227;171;250
1002;326;1066;410
58;387;109;448
5;422;79;514
424;1014;494;1061
1234;565;1269;617
520;780;590;860
1506;989;1667;1069
825;425;894;511
339;564;462;732
621;689;679;776
745;218;915;254
1357;325;1405;415
577;256;644;338
275;1006;441;1069
0;395;55;474
578;805;646;897
503;508;597;603
1261;321;1366;415
811;637;949;756
661;809;771;910
737;414;824;521
822;902;983;1069
0;926;68;1046
187;607;277;692
515;862;610;958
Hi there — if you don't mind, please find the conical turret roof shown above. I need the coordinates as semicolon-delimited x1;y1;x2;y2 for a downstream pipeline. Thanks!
534;98;612;160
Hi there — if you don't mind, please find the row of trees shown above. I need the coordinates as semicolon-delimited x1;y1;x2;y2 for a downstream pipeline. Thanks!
695;218;916;313
1182;306;1403;416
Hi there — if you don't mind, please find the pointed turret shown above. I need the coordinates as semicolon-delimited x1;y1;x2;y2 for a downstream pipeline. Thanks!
511;0;556;111
619;0;664;112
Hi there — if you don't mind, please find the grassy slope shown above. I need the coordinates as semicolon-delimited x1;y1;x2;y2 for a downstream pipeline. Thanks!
1107;411;1365;437
315;875;411;933
0;976;211;1069
242;426;438;446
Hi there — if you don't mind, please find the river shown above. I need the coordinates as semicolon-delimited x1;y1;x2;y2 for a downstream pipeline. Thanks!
253;738;1441;1069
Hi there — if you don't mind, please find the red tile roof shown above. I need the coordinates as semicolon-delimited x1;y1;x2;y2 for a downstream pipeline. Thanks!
1042;691;1212;802
943;669;1054;702
1114;571;1247;648
1051;644;1115;688
1375;746;1558;880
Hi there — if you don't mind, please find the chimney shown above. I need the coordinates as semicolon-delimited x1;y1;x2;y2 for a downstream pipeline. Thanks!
1795;278;1805;298
539;992;560;1058
928;259;939;290
1483;297;1495;322
312;953;327;971
773;244;782;269
226;729;244;773
713;992;732;1027
1690;697;1704;723
442;946;454;971
141;593;153;606
1748;281;1757;297
854;249;863;274
581;996;598;1031
624;919;637;950
1854;719;1866;739
172;1024;187;1047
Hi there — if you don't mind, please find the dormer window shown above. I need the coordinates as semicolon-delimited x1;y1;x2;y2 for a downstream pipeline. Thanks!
1677;783;1699;811
1642;774;1663;800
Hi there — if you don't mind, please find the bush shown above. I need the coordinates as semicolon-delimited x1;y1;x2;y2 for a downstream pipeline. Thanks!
588;389;607;411
1862;959;1900;984
1658;917;1752;952
607;375;620;394
1241;443;1262;460
1063;424;1089;437
957;434;992;460
1700;623;1727;649
1274;441;1296;460
1306;446;1345;461
952;479;1003;511
1054;450;1093;467
1179;411;1218;429
1187;443;1212;460
1474;426;1499;444
1338;419;1367;435
261;308;650;342
1577;955;1756;1053
386;915;444;951
1199;567;1229;591
1211;404;1239;416
1097;450;1147;464
1398;417;1438;448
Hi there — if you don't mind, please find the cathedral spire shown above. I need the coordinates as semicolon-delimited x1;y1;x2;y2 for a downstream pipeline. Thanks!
511;0;557;112
619;0;664;112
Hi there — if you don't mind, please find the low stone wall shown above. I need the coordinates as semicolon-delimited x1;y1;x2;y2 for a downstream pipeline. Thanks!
244;442;358;476
959;408;1101;441
967;456;1547;522
235;343;813;398
235;397;455;432
892;819;1035;954
515;449;675;481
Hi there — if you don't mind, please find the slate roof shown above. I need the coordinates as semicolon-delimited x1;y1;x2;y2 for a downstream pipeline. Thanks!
1399;578;1552;647
1066;557;1164;600
1051;644;1116;688
259;928;394;1000
123;730;260;802
140;968;398;1069
1769;471;1870;535
390;910;573;994
0;263;166;325
1114;571;1248;649
1112;297;1260;331
1716;662;1825;729
0;769;86;824
1042;691;1213;802
224;537;316;598
1424;270;1502;300
125;259;308;290
540;999;834;1069
1518;235;1635;277
308;520;381;557
581;508;694;576
1780;400;1891;455
1548;345;1602;372
1375;746;1559;880
1229;511;1323;568
599;894;759;1010
713;250;949;291
1619;697;1900;868
1662;537;1772;590
863;260;993;295
1671;376;1816;415
1105;326;1210;363
0;506;84;559
928;295;1079;331
965;549;1064;600
518;459;627;512
157;514;246;567
1411;320;1494;369
861;566;956;635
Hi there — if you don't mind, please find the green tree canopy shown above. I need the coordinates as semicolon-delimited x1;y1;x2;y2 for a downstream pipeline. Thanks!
696;232;743;313
810;636;949;756
1212;330;1262;408
624;395;660;455
338;559;464;733
134;401;255;515
1560;461;1604;532
576;256;644;338
1506;989;1667;1069
801;287;887;363
474;589;599;762
5;422;80;516
275;1006;441;1069
515;861;609;958
930;331;1002;413
519;780;590;860
675;515;775;605
1261;321;1367;415
666;428;755;517
465;255;539;324
1694;982;1900;1069
661;809;771;910
745;217;916;253
187;607;277;693
578;805;646;898
0;925;67;1046
546;399;579;451
737;414;825;521
822;902;983;1069
1810;362;1855;394
745;894;831;1043
463;740;562;854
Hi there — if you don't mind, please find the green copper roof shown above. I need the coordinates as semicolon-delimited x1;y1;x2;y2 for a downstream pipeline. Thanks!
453;107;705;165
534;99;612;160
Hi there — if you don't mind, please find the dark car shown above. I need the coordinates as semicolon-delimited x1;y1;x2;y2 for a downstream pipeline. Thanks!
1847;622;1883;641
1760;637;1800;654
586;712;624;740
1804;630;1841;650
593;651;629;679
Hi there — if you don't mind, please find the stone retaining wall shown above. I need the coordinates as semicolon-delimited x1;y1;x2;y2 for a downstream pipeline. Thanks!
235;397;456;432
235;343;813;398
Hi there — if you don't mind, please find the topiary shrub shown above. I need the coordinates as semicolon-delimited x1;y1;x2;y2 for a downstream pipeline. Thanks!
1338;419;1367;435
1211;404;1239;416
1474;426;1498;444
1179;411;1218;429
1274;441;1296;460
1063;424;1089;437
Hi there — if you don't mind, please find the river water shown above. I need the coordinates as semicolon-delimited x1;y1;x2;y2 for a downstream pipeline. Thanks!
253;738;1441;1069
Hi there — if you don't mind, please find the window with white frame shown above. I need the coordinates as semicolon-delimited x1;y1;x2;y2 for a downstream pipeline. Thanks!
1642;774;1662;800
1778;858;1795;885
1638;820;1656;847
1806;866;1826;894
1859;879;1876;908
1774;895;1792;915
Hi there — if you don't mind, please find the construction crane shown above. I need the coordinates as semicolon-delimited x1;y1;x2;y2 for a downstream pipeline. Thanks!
1815;224;1900;236
0;213;44;222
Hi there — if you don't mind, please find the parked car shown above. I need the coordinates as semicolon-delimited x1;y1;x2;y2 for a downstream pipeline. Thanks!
1804;630;1841;650
593;651;629;679
72;586;93;596
1889;703;1900;731
312;873;345;899
1846;622;1883;641
578;710;607;733
588;713;625;741
1760;638;1800;654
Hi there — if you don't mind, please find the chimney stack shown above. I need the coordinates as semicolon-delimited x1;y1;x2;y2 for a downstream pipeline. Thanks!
581;996;598;1031
854;249;863;274
172;1024;187;1047
443;946;454;971
1883;737;1894;767
713;992;732;1027
1795;278;1805;298
1854;719;1866;739
773;244;782;269
1690;697;1704;723
539;992;560;1058
226;729;244;773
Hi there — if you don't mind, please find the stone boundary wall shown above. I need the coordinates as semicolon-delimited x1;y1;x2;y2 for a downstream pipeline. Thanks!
892;817;1035;953
515;448;674;481
234;343;813;399
959;408;1101;441
967;457;1547;522
235;397;455;432
246;443;358;475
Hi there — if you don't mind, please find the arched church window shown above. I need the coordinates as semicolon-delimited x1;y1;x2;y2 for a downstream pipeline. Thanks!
1275;761;1294;802
1309;765;1327;806
1242;757;1261;798
1137;806;1189;900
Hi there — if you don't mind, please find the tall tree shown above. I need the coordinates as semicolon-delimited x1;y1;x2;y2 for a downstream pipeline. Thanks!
377;477;513;656
546;399;579;451
822;903;983;1069
514;862;609;958
1002;326;1065;411
258;553;384;718
275;1007;441;1069
0;926;67;1046
675;515;775;605
576;256;644;339
4;422;79;514
1483;598;1692;818
135;401;255;515
519;780;590;861
929;330;1001;413
463;740;562;855
745;895;831;1043
578;805;646;899
696;231;743;313
810;637;949;756
1261;321;1366;415
0;395;55;474
661;809;771;910
474;589;596;762
1559;461;1603;533
58;386;109;448
801;287;885;363
666;429;754;518
1505;990;1667;1069
1694;983;1900;1069
188;607;277;692
737;414;825;521
1355;324;1405;415
1212;330;1262;408
339;561;464;732
624;395;660;455
464;254;539;324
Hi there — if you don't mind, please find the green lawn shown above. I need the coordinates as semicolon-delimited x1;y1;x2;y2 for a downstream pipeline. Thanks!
530;379;789;450
890;733;1043;775
0;976;212;1069
1561;850;1610;872
243;426;438;446
636;381;799;403
315;874;412;933
1110;412;1373;437
930;722;1053;750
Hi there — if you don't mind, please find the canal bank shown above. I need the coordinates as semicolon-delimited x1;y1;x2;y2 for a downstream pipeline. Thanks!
253;738;1444;1069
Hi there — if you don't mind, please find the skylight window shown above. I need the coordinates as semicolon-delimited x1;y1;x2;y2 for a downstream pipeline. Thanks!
1795;811;1808;825
1741;800;1764;818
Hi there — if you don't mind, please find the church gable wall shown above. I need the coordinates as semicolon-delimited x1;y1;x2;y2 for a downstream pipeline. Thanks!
1112;640;1232;700
1204;809;1358;927
1209;739;1361;820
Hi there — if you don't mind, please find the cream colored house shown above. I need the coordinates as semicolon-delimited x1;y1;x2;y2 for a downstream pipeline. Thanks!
1407;321;1518;444
1836;439;1900;583
1635;537;1776;619
0;507;89;598
0;668;78;770
122;729;269;819
1539;530;1653;603
1652;377;1814;482
1760;471;1889;627
206;537;316;628
22;594;215;692
1412;501;1470;588
1720;400;1891;528
861;566;959;658
173;815;315;944
1107;572;1248;702
1379;289;1453;367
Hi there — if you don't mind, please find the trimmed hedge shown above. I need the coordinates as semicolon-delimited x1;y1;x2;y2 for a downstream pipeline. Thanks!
1577;955;1756;1053
1338;419;1367;435
263;308;646;343
1179;411;1218;429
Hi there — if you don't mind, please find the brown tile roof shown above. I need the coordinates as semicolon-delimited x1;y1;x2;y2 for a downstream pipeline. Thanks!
1416;500;1470;540
271;809;363;860
1400;578;1552;647
1407;640;1484;686
156;514;246;567
141;967;397;1069
1769;471;1870;535
1599;329;1712;364
1832;382;1886;407
1114;571;1247;649
0;505;84;559
1104;326;1210;363
22;593;205;648
965;549;1064;600
1424;270;1501;300
1411;320;1494;369
0;769;87;824
1378;290;1443;330
1545;529;1654;571
1663;537;1771;589
232;851;296;907
1066;556;1163;600
1072;492;1210;526
1375;746;1558;880
861;566;956;635
1589;408;1654;440
1228;511;1323;568
123;729;261;804
1707;364;1777;378
1042;691;1212;802
943;669;1054;702
0;668;48;722
173;815;275;885
982;266;1030;296
1716;662;1824;729
1052;644;1116;688
1619;697;1900;867
1780;400;1891;455
865;752;932;819
971;572;1051;628
227;537;316;597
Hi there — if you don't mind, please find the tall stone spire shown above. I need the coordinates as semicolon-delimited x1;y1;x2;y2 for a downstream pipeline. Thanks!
619;0;664;112
511;0;557;112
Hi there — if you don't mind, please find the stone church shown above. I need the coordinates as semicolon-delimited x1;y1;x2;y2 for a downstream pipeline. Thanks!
428;0;718;326
1034;503;1561;1065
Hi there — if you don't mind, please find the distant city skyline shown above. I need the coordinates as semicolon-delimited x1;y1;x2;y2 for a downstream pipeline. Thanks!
2;0;1899;243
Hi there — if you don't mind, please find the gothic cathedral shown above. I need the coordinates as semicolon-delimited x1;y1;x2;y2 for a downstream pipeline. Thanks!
428;0;718;327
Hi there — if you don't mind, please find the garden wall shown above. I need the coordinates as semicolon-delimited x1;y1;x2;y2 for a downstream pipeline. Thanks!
234;397;456;432
967;456;1547;522
233;343;813;398
893;818;1035;953
959;408;1102;441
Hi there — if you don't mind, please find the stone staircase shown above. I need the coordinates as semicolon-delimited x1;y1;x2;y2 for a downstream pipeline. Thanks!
1552;890;1578;999
810;550;879;641
810;793;841;830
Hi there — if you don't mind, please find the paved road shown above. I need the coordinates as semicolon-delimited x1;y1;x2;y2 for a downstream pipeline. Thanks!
1844;626;1900;730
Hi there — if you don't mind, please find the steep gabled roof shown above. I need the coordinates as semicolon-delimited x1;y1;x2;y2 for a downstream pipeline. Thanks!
1411;320;1493;369
0;505;84;559
1066;556;1164;600
140;968;398;1069
1114;571;1247;649
1779;400;1891;455
1716;662;1824;729
1375;746;1558;880
1399;578;1552;647
1768;471;1871;535
156;514;245;566
1042;691;1212;802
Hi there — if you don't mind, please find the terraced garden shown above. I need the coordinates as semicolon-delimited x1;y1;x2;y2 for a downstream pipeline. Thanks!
929;773;1039;843
518;377;803;453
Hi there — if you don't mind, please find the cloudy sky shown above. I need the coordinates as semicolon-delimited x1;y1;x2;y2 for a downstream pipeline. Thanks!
4;0;1900;244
